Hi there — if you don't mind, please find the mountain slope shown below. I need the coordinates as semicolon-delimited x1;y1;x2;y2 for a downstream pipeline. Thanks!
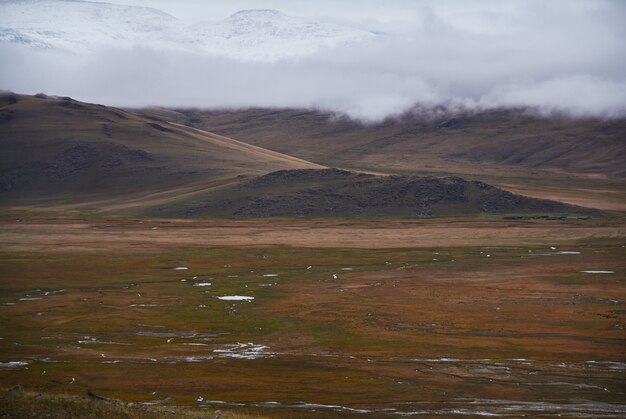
180;9;374;61
0;0;178;51
141;107;626;178
0;93;321;205
136;107;626;211
0;93;604;217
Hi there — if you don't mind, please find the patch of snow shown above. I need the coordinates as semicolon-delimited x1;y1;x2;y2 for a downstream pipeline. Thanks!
193;282;212;287
173;266;189;270
217;295;254;301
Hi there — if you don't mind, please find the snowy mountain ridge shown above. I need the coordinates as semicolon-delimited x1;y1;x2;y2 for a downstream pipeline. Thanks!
0;0;374;61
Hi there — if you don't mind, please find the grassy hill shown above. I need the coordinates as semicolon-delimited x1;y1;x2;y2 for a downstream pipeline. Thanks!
0;93;321;207
136;106;626;211
0;94;608;217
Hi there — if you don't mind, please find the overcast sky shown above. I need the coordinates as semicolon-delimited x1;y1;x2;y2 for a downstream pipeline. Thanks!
1;0;625;120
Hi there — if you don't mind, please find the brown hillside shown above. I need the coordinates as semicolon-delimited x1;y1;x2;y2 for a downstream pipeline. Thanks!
139;107;626;177
136;107;626;210
0;94;321;205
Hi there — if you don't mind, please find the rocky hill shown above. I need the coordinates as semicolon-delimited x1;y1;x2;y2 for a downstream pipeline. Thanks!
149;168;597;218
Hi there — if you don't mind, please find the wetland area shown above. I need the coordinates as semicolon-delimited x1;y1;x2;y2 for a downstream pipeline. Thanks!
1;214;624;417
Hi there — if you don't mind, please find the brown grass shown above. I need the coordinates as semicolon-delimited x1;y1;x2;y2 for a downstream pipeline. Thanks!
0;390;267;419
0;214;624;417
1;216;624;253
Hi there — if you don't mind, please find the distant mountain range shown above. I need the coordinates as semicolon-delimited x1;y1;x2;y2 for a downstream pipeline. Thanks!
0;0;374;61
0;93;600;217
134;106;626;212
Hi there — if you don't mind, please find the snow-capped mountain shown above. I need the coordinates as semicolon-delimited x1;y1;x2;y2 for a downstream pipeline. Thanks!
0;0;374;61
0;0;178;51
181;9;373;61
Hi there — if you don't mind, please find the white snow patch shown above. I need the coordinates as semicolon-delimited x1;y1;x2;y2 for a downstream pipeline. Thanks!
217;295;254;301
193;282;212;287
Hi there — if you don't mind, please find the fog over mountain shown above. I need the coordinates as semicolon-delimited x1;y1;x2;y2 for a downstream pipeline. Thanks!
1;0;625;120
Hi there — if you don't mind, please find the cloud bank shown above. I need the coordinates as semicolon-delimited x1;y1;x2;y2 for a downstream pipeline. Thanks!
1;0;625;120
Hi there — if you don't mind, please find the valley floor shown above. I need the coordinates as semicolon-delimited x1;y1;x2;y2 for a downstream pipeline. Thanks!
0;212;625;417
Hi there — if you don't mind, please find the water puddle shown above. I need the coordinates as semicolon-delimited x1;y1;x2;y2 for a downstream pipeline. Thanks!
581;270;615;274
0;361;29;369
213;343;272;359
194;398;626;417
78;337;131;346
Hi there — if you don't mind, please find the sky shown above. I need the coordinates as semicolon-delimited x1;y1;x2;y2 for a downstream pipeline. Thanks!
1;0;626;120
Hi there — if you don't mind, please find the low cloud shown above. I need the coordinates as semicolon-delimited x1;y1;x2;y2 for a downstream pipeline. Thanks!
1;0;625;120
